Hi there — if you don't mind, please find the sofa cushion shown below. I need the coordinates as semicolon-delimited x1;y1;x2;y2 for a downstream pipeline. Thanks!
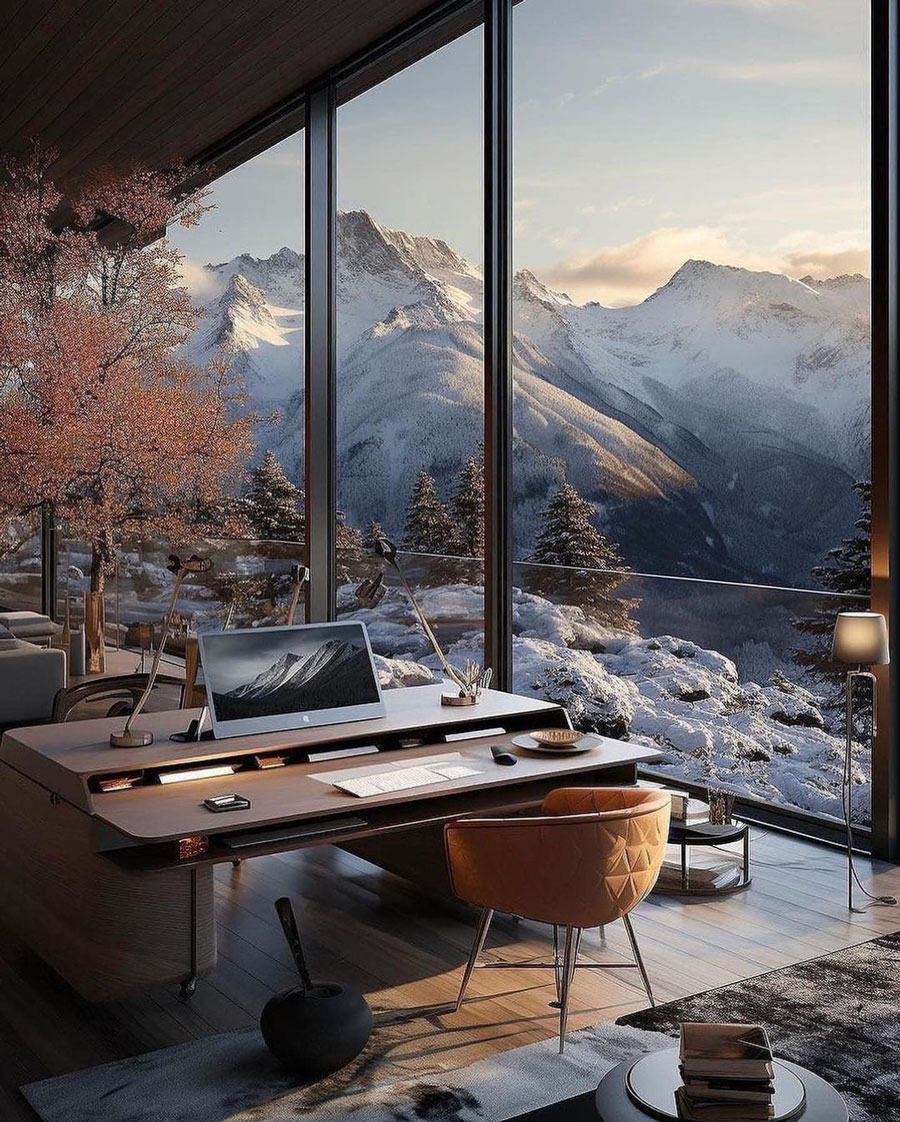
0;612;62;639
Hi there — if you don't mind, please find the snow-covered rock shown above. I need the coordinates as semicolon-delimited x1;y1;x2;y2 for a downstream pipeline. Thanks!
514;638;638;737
373;654;437;690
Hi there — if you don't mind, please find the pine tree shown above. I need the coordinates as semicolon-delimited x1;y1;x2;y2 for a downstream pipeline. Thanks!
793;480;871;699
449;451;485;558
526;483;636;633
403;471;454;553
245;451;305;543
362;519;388;554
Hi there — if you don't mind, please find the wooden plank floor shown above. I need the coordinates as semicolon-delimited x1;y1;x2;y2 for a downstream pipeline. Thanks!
2;828;899;1120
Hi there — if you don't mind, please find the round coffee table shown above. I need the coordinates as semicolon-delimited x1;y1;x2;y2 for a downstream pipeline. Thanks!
655;819;751;896
594;1048;848;1121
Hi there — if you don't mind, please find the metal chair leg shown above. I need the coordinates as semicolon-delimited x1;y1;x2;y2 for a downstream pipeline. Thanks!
558;925;581;1053
552;924;562;1003
623;913;655;1008
455;908;494;1012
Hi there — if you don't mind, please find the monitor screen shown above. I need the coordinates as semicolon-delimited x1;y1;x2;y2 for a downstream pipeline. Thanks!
198;622;385;738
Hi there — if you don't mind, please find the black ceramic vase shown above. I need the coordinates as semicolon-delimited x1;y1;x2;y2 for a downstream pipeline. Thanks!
260;897;373;1077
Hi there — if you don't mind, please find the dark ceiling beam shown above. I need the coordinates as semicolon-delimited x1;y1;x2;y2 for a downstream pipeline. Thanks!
0;0;443;187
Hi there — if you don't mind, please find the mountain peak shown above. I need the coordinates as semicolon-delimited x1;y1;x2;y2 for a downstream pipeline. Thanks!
219;272;269;315
338;209;416;280
514;268;571;306
269;246;304;269
644;258;822;310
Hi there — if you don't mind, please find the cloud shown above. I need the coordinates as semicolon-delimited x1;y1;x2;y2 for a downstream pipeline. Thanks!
590;55;859;98
541;225;746;305
539;224;870;305
701;57;861;84
592;64;666;96
774;229;870;278
178;258;223;303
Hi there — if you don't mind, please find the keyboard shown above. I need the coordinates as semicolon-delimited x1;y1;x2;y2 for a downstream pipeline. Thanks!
333;763;480;799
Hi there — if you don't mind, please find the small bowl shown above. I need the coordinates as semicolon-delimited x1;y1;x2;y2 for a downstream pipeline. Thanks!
529;728;582;748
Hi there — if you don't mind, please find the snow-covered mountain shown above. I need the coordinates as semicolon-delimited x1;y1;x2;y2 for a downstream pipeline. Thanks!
183;211;870;585
214;637;375;718
228;639;362;701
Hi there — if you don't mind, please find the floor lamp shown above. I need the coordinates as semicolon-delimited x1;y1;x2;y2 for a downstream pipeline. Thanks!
832;611;896;912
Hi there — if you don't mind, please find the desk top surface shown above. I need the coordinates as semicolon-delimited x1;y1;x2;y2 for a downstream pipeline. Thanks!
2;686;555;778
90;734;662;843
0;686;662;844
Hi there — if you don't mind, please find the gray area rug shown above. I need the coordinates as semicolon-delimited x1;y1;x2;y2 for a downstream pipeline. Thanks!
25;934;898;1122
620;931;900;1122
22;1018;670;1122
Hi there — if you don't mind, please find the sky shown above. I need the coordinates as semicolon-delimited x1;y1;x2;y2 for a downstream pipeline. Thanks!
169;0;870;308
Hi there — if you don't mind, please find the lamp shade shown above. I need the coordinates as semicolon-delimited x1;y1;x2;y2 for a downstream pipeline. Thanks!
832;611;889;666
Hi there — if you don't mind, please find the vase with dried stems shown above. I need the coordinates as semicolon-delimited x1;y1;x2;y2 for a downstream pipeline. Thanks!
372;537;491;705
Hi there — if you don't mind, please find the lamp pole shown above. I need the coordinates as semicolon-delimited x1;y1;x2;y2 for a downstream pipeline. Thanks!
833;611;895;912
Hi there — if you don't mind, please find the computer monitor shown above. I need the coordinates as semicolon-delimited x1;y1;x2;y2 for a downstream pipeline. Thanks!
198;621;385;739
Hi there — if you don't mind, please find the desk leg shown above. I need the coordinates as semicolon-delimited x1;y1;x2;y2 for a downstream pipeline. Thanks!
743;829;751;884
681;843;689;892
180;868;199;1001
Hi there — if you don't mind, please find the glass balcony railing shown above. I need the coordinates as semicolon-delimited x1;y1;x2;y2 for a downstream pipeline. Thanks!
56;536;308;658
338;551;485;673
48;536;869;827
0;518;42;614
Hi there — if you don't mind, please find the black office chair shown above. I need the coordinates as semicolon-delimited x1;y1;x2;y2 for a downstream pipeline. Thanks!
51;673;186;723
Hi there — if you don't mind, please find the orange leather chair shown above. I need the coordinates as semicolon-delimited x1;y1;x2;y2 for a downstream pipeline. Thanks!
445;787;671;1052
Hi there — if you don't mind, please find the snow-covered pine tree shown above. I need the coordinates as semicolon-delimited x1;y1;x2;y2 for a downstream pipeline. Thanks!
336;509;364;584
793;480;871;701
449;450;485;558
245;451;305;542
403;470;454;553
527;483;636;633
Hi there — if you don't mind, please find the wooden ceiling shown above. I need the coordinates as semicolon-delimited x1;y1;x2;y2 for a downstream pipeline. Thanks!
0;0;452;185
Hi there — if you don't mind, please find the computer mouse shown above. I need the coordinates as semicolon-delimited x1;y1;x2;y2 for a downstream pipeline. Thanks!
490;745;518;766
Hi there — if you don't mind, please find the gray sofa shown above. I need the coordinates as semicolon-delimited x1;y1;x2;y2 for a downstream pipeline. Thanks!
0;626;66;728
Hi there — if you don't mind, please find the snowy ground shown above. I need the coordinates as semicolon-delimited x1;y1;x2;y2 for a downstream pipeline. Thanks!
340;582;870;825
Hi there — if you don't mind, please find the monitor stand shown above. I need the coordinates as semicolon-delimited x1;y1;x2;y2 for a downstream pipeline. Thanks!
169;707;215;743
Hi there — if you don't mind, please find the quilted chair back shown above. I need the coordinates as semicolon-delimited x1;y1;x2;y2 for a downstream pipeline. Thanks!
445;787;671;928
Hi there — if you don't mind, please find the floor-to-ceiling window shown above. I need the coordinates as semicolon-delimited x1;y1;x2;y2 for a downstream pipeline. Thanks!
3;0;884;837
334;28;486;678
512;0;872;824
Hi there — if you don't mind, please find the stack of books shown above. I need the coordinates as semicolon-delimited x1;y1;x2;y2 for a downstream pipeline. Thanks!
676;1023;775;1120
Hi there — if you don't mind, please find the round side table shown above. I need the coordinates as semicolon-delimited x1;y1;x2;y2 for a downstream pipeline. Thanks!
594;1050;848;1122
654;819;751;896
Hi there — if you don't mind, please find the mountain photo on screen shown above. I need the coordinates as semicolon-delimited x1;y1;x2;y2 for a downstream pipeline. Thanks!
204;626;380;720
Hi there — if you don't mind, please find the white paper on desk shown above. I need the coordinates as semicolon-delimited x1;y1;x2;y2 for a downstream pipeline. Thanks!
327;762;483;798
311;751;470;786
430;764;480;779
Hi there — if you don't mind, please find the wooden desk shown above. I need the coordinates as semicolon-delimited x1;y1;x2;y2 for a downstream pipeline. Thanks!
0;687;660;1002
